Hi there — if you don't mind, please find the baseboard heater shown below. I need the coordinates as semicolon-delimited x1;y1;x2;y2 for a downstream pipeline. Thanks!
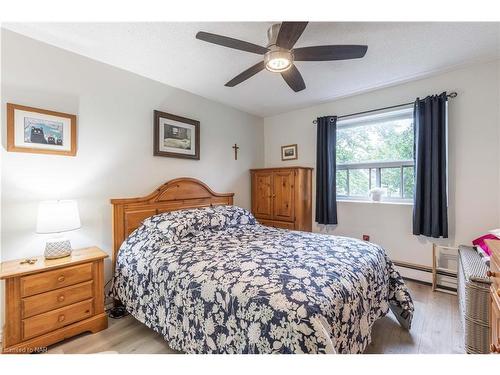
394;260;457;293
393;260;457;278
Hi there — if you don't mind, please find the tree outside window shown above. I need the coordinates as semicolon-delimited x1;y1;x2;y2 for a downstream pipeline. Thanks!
336;107;414;201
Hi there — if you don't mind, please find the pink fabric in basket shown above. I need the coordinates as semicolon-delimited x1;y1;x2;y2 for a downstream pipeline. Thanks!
472;234;496;256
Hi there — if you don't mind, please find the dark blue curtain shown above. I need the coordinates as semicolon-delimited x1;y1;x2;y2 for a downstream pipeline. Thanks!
315;116;338;225
413;92;448;238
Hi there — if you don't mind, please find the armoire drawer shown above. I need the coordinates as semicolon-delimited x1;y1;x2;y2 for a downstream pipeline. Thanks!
258;219;295;230
272;221;295;230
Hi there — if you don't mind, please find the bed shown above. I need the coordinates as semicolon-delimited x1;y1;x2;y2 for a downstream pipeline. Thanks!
110;178;414;354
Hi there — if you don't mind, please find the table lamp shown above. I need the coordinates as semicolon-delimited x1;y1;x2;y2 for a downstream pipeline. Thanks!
36;200;81;259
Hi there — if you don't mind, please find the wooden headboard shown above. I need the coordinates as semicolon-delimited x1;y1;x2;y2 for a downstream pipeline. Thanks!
110;177;234;265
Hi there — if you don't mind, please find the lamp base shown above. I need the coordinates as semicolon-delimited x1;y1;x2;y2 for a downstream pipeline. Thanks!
44;237;72;259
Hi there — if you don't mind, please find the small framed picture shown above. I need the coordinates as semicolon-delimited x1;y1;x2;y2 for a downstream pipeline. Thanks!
154;110;200;160
7;103;77;156
281;144;298;161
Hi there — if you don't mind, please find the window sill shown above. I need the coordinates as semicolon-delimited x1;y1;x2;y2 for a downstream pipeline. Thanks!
337;199;413;206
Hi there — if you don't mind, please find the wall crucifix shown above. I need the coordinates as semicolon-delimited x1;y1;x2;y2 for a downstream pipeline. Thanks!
232;143;240;160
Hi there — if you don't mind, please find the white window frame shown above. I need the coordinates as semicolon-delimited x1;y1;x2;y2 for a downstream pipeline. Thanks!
336;160;415;202
336;105;414;202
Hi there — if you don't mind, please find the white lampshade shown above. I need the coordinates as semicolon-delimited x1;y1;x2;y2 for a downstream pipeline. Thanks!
36;200;81;234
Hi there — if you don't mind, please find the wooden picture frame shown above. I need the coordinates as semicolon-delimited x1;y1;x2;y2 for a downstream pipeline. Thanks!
7;103;77;156
281;144;298;161
154;110;200;160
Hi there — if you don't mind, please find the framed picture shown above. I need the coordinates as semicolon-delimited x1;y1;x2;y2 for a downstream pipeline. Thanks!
154;110;200;160
7;103;77;156
281;144;298;161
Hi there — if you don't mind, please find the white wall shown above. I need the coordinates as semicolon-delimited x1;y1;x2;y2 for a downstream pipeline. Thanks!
0;30;265;284
264;60;500;280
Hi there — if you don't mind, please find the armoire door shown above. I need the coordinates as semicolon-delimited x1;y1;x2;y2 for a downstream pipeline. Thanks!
252;171;274;219
273;170;295;222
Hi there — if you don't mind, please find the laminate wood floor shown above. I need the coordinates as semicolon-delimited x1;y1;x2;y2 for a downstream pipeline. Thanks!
46;280;463;354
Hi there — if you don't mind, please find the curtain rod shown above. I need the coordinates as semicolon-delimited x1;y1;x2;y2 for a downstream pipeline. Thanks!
312;91;458;124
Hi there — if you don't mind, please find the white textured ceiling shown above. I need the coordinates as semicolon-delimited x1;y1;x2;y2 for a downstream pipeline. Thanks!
3;22;500;117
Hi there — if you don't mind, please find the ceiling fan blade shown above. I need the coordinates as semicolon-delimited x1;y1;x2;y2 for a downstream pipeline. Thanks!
276;22;308;49
281;65;306;92
225;61;266;87
293;45;368;61
196;31;269;55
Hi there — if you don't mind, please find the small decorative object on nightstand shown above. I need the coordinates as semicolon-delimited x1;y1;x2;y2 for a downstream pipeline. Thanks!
0;247;108;353
37;200;81;259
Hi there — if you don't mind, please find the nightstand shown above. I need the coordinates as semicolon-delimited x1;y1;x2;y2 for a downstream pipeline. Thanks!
0;247;108;353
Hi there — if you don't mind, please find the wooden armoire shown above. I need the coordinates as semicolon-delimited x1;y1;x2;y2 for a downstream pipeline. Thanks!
250;167;313;231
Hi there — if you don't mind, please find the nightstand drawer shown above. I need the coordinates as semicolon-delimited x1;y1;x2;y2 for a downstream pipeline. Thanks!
22;299;94;340
20;263;93;297
22;280;94;318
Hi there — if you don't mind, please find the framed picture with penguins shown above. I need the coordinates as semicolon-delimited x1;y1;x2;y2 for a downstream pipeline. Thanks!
6;103;77;156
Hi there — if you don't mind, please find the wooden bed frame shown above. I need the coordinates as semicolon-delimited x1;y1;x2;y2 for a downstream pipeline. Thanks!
110;177;234;266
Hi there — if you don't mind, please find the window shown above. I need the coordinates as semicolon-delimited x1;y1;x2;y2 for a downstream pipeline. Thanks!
336;106;414;201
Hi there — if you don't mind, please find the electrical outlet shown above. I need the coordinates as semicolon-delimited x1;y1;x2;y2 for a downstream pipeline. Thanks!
362;234;370;241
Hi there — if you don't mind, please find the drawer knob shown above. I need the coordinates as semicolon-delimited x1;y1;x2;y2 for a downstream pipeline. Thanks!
487;270;497;277
58;295;65;302
57;275;65;282
58;314;65;323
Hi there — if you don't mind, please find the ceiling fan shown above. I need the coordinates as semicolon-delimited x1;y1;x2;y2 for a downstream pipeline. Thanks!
195;22;368;93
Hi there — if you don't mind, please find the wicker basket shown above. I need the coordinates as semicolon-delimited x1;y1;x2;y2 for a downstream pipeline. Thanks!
457;245;491;354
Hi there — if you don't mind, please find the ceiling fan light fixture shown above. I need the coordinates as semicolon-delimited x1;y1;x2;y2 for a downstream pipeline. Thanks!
264;48;293;73
196;22;368;92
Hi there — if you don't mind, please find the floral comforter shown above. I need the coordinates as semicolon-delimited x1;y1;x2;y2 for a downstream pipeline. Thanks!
110;205;414;354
